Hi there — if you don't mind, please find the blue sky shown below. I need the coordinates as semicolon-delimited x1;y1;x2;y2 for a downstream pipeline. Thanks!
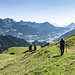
0;0;75;26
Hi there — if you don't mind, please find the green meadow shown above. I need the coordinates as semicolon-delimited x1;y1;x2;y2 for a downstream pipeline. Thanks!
2;46;41;55
0;34;75;75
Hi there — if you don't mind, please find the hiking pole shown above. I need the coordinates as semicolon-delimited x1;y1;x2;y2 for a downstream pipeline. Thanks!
66;45;67;52
65;44;67;54
58;48;60;55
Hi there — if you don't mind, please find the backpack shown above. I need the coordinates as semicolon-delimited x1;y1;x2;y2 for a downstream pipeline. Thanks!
60;41;64;47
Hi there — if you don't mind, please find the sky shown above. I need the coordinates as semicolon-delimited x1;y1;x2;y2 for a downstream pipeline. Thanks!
0;0;75;26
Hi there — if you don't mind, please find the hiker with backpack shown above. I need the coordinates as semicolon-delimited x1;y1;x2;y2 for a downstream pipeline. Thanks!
60;38;66;56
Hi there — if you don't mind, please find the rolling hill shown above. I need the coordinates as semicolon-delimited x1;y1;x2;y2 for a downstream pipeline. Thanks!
0;35;30;53
0;34;75;75
32;40;47;46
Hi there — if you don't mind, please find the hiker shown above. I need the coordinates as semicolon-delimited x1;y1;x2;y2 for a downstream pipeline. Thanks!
60;38;65;56
34;45;36;50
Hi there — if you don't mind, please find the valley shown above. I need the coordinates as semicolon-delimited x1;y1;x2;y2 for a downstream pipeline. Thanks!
0;18;72;42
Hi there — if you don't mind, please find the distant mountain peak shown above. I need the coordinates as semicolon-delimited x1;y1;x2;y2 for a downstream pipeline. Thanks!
20;20;24;22
42;22;54;27
43;22;50;24
4;18;16;24
67;22;75;30
69;22;75;25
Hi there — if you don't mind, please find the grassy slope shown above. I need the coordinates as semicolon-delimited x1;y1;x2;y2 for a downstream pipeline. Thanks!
0;46;40;61
2;46;41;55
0;34;75;75
0;54;16;61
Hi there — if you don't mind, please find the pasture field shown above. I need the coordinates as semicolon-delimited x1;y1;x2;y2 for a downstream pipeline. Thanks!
0;34;75;75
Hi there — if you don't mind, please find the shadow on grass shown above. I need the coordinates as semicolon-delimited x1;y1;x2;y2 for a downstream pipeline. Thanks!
23;49;36;54
53;55;61;58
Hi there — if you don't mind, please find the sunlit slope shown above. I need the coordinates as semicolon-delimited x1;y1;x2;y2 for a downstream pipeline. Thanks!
0;34;75;75
2;46;41;55
0;54;16;61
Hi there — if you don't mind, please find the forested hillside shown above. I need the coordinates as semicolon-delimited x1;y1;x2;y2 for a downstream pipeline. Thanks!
0;35;30;53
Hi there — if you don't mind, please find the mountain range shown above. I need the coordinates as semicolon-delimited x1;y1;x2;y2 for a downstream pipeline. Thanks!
0;18;74;42
20;20;69;36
